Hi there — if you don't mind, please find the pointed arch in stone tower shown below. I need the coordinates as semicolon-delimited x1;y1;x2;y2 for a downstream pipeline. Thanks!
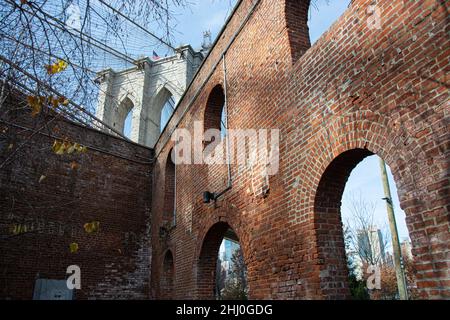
95;45;204;147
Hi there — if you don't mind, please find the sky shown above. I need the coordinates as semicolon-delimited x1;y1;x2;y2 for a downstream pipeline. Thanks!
125;0;411;248
167;0;352;50
169;0;238;51
341;156;410;249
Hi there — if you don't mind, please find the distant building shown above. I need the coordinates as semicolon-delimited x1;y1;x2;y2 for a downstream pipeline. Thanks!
385;252;394;267
401;238;413;261
357;226;386;266
219;239;240;276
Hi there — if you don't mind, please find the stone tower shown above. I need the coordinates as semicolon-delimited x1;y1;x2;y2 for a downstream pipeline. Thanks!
95;45;204;147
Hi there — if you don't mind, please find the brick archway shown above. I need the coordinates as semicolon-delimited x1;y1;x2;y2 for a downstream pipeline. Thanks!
197;221;242;299
313;148;374;299
160;249;175;299
300;111;434;299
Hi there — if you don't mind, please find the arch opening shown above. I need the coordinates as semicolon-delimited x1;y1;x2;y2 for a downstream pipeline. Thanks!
203;84;226;151
197;222;248;300
160;250;174;299
307;0;352;44
144;86;176;147
314;148;415;300
160;95;176;133
163;150;176;226
117;97;134;137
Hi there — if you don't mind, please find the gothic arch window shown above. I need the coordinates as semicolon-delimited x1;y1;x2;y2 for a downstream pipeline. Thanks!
161;95;176;132
117;97;134;138
123;108;133;138
154;87;176;133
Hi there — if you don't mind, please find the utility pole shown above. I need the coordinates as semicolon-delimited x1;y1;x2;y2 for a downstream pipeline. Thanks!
379;158;409;300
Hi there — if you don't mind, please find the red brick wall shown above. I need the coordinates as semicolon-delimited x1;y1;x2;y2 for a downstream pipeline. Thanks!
152;0;449;299
0;97;153;299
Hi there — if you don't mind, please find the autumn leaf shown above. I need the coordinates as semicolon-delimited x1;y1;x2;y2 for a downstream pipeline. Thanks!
70;161;79;170
38;175;46;183
66;144;76;154
11;224;28;235
52;140;65;155
74;143;88;153
58;96;69;106
61;140;71;153
84;221;100;233
27;95;44;117
45;59;68;75
52;140;87;155
49;95;59;109
10;224;19;235
69;242;79;253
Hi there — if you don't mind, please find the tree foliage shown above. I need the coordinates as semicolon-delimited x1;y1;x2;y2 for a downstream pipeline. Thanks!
220;247;248;300
0;0;188;247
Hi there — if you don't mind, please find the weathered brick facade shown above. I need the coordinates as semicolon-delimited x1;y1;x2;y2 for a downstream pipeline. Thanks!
151;0;449;300
0;95;153;299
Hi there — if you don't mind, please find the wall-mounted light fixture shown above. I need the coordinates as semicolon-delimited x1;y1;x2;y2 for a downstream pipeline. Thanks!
202;191;215;204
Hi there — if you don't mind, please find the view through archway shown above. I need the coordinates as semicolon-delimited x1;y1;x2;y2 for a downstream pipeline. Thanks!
198;222;248;300
341;155;416;299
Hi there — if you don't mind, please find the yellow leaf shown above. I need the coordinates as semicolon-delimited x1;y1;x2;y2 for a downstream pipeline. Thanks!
58;96;69;106
11;224;19;235
83;222;93;233
45;59;68;75
84;221;99;233
74;143;88;153
66;143;75;154
39;175;46;183
11;224;28;235
52;140;65;155
69;242;79;253
50;96;59;109
61;141;70;153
